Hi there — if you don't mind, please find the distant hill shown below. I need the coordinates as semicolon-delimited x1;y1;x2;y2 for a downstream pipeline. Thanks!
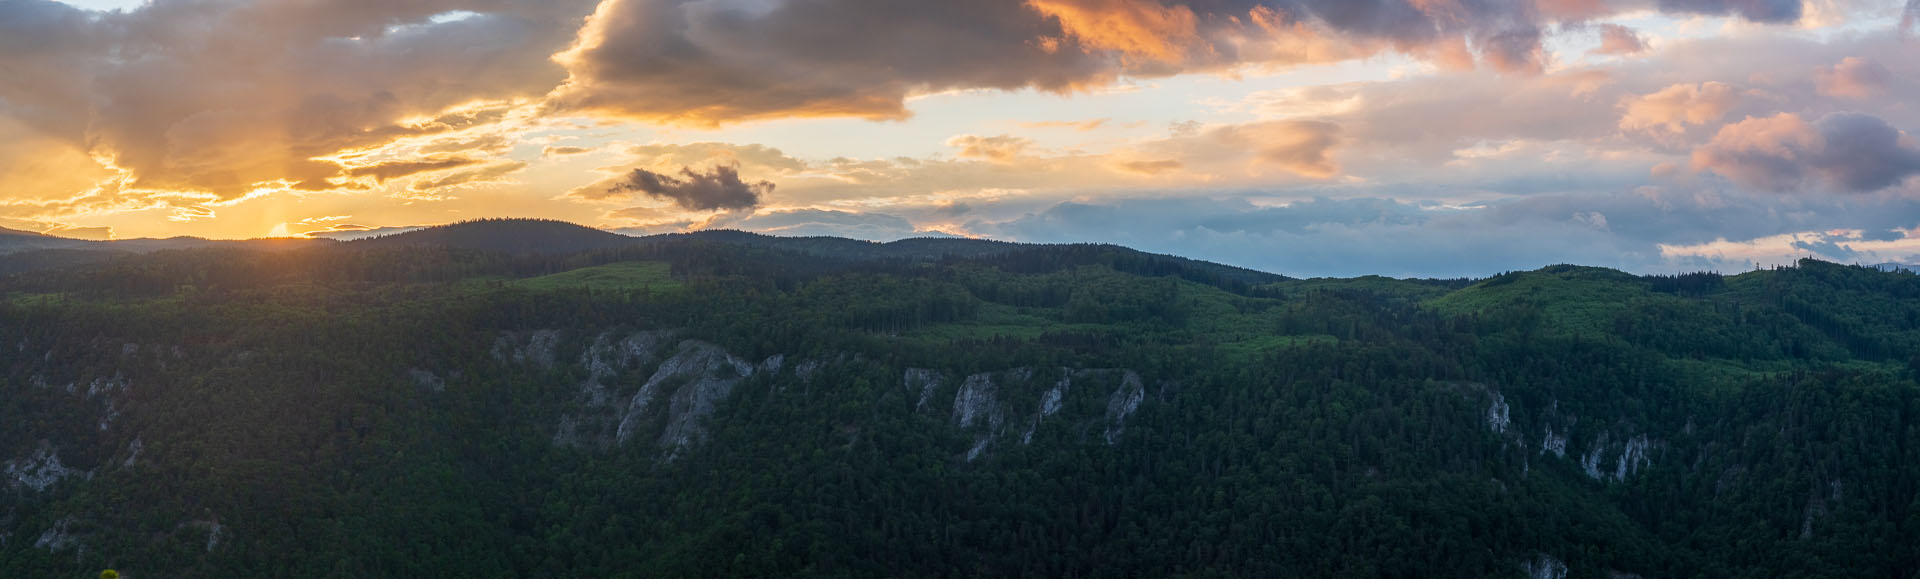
1872;262;1920;274
348;218;642;254
330;220;1288;285
0;226;89;253
650;229;1025;261
0;231;329;275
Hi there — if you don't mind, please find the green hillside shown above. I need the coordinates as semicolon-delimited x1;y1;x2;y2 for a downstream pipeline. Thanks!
2;231;1917;577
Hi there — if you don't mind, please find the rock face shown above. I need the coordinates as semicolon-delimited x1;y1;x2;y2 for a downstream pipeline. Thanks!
6;446;79;492
1102;371;1145;445
505;330;770;459
1523;553;1568;579
903;368;942;411
904;367;1153;462
408;368;446;392
1481;395;1660;486
34;517;76;552
1487;393;1511;434
496;330;1159;463
645;341;758;458
490;330;561;369
548;330;671;447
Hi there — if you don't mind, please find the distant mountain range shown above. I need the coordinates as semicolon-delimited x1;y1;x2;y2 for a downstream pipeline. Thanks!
3;218;1288;284
0;225;327;254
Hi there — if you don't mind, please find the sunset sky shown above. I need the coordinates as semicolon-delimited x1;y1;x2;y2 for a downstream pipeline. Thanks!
3;0;1919;276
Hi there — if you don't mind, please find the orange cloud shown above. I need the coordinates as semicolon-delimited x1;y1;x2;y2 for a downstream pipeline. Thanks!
948;135;1037;163
1620;82;1742;135
344;158;485;184
1815;57;1890;99
1113;159;1184;175
1026;0;1200;64
1022;119;1132;131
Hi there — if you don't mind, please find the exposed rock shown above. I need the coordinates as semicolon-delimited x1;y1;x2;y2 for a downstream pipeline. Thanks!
6;447;79;492
182;519;225;552
1613;435;1652;482
1523;553;1569;579
1575;430;1655;483
1103;371;1145;445
80;374;128;404
615;340;755;458
1487;393;1510;434
1801;479;1842;540
206;520;225;552
123;438;143;468
1541;426;1568;458
904;368;942;411
491;329;561;368
965;437;992;462
1023;372;1071;445
1040;376;1067;417
98;399;120;431
554;330;676;447
952;373;1000;430
552;415;583;447
34;517;77;551
1581;434;1610;480
408;368;446;392
794;359;824;383
657;347;757;458
950;372;1009;462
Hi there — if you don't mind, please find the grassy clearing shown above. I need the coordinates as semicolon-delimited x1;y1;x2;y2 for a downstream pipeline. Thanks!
512;262;679;291
1425;266;1662;335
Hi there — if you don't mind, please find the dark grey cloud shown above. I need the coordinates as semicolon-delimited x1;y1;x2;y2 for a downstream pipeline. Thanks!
1792;237;1860;261
1655;0;1803;23
1592;23;1649;56
606;165;772;212
549;0;1816;124
1815;113;1920;192
1692;112;1920;193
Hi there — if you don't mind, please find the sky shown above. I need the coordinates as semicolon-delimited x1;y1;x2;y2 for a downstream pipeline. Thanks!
2;0;1919;277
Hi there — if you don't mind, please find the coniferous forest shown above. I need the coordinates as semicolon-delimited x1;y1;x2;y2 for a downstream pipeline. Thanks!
3;220;1918;577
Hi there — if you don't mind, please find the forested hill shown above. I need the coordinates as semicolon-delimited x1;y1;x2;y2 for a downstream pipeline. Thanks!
2;228;1918;577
